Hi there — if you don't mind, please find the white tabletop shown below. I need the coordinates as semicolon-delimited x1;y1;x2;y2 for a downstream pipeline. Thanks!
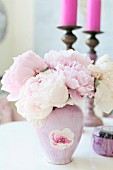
0;118;113;170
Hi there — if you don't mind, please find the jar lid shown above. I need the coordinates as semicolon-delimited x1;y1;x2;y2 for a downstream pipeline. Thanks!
93;126;113;139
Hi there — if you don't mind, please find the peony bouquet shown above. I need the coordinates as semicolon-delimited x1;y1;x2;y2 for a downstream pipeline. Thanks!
1;50;113;127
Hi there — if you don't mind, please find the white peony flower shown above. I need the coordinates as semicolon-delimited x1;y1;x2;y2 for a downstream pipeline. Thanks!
89;54;113;113
94;81;113;113
88;54;113;78
15;70;69;127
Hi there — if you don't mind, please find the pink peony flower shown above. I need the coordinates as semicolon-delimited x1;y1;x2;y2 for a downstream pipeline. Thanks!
56;63;94;102
1;51;47;101
49;128;74;150
44;50;94;101
44;49;92;69
15;70;69;127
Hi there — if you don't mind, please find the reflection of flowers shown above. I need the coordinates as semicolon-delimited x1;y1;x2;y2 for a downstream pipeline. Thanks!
49;128;74;150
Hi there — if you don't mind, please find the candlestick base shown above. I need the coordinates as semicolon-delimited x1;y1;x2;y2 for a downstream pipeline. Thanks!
84;97;103;127
84;115;103;127
83;30;104;127
57;25;81;50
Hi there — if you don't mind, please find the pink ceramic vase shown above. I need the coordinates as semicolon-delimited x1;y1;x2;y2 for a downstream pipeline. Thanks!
36;104;84;165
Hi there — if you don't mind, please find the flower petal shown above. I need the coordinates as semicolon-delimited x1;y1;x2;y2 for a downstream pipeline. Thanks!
94;81;113;113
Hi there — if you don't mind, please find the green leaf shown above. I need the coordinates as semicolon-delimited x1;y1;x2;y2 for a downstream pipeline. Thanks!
43;67;49;72
95;79;100;88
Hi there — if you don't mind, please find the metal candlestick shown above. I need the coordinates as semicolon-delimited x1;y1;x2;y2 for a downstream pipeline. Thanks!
83;30;104;127
57;26;81;50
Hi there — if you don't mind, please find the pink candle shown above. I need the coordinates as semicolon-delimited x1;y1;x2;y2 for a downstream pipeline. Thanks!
61;0;78;26
86;0;101;31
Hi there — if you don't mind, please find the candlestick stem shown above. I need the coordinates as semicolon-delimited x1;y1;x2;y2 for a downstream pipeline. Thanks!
83;30;103;127
57;26;81;50
63;29;76;50
85;31;100;63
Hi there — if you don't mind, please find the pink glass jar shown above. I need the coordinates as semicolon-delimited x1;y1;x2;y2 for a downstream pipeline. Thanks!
92;126;113;157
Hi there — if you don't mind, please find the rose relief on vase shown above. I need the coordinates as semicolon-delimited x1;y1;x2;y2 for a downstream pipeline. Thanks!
49;128;75;150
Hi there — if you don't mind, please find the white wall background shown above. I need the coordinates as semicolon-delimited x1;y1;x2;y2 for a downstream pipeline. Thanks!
35;0;113;59
0;0;34;75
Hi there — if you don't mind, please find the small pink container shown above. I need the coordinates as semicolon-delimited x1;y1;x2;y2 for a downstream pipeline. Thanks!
92;126;113;157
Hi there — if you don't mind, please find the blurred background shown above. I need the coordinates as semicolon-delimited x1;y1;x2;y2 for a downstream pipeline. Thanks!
0;0;113;123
